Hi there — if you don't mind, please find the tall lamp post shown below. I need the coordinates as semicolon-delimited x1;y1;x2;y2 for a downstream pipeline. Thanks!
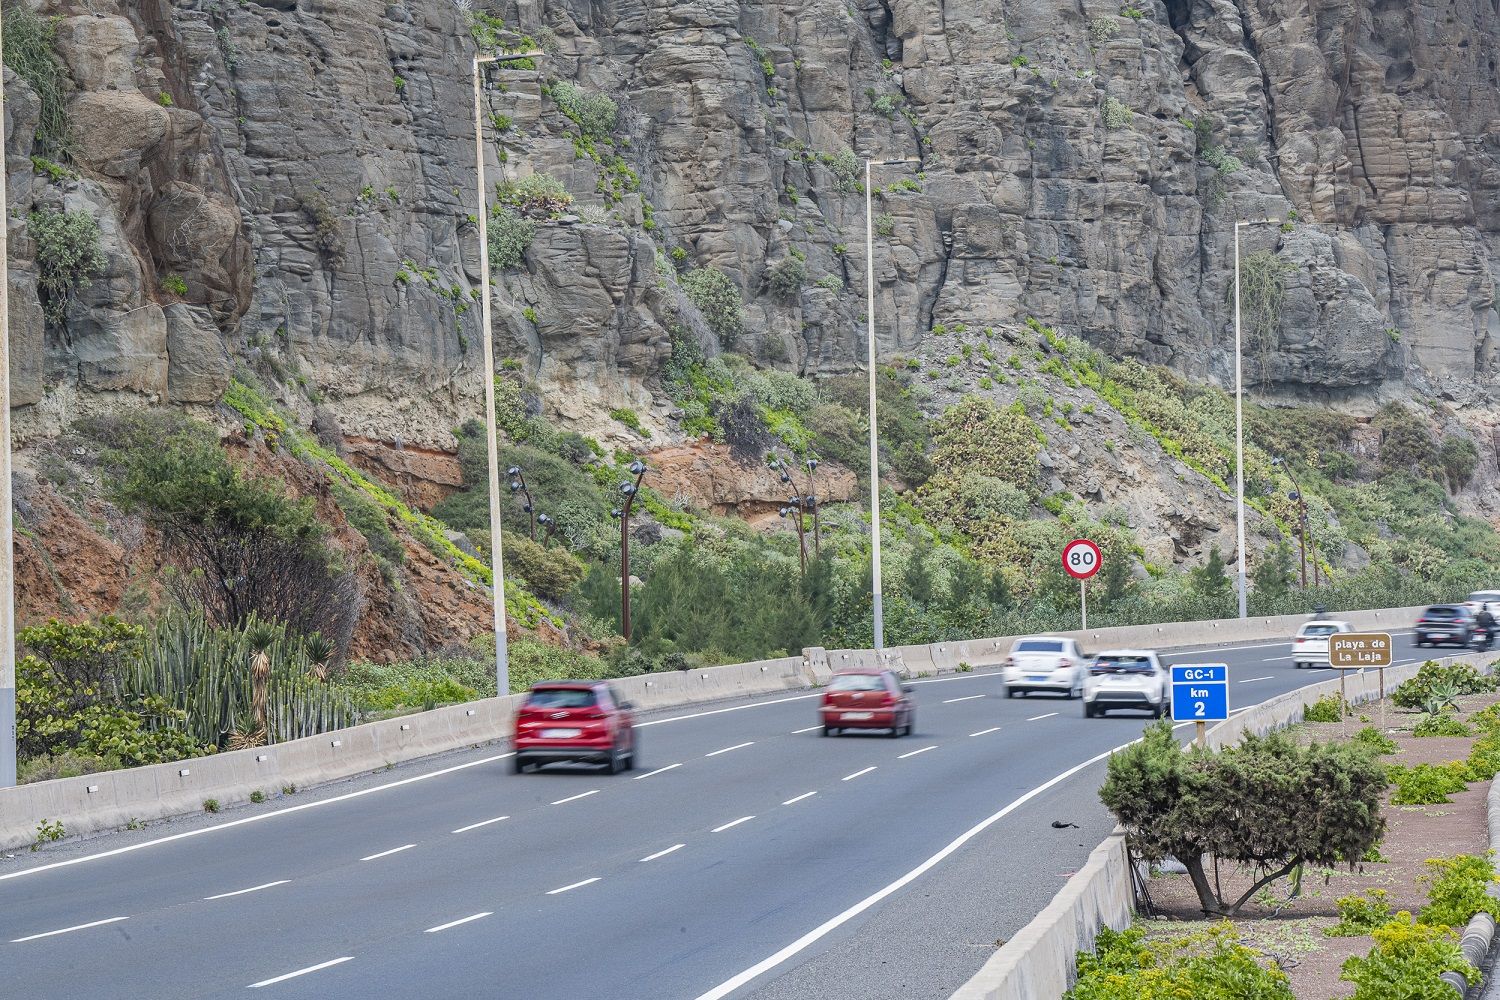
864;156;920;651
611;461;648;641
1232;217;1281;620
473;48;542;697
0;3;16;788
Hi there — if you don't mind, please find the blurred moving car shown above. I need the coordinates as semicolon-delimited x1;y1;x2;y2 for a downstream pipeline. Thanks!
1464;591;1500;617
1416;605;1477;649
513;681;637;774
1292;619;1351;669
1083;650;1170;718
820;669;914;737
1002;636;1088;699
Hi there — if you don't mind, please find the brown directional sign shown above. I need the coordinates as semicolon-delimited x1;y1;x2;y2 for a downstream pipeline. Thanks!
1330;632;1393;668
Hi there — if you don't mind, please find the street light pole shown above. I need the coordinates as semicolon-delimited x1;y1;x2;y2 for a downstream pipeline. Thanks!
864;156;918;651
472;49;542;698
613;461;647;641
1232;217;1281;620
0;3;16;788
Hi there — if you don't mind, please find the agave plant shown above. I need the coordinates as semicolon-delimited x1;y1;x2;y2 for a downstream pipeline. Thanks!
1420;678;1462;717
304;633;335;683
225;711;266;751
247;622;277;733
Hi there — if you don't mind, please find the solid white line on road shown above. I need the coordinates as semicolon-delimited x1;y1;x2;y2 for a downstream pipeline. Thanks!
10;916;128;943
425;912;492;934
690;734;1158;1000
1238;676;1274;684
547;878;600;895
791;726;821;734
705;741;755;757
942;694;985;704
712;816;756;833
782;792;817;805
969;726;1002;737
203;880;290;901
1026;713;1058;722
640;844;685;863
0;750;517;884
248;957;353;988
633;763;682;780
451;816;509;834
550;790;599;806
359;844;415;862
1265;656;1294;661
842;767;877;781
1308;668;1332;674
897;746;938;759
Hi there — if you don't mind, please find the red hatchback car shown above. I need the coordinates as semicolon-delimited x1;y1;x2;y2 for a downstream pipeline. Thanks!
820;669;915;737
513;681;637;774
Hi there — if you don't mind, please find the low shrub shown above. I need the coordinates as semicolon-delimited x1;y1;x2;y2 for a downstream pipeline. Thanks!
1387;762;1469;805
503;531;586;601
203;798;221;813
339;656;495;714
1412;713;1472;738
1327;889;1393;937
1352;726;1399;755
1304;694;1347;722
1340;916;1477;998
1393;662;1496;710
1065;923;1293;1000
1463;730;1500;781
1419;854;1500;928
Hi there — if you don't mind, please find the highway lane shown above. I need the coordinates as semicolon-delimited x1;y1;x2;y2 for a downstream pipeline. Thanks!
0;629;1432;1000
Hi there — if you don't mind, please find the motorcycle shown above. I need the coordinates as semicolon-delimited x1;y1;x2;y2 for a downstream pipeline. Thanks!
1471;623;1495;652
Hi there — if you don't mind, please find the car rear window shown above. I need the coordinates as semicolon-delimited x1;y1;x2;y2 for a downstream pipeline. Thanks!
1426;607;1460;618
1014;640;1065;653
829;674;886;692
1300;624;1340;637
1469;593;1500;604
1097;655;1152;667
527;688;597;709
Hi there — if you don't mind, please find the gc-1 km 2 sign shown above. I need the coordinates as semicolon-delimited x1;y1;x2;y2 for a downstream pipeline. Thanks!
1171;664;1229;723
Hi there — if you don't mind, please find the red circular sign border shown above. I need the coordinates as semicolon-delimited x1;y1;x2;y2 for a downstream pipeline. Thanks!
1062;538;1102;580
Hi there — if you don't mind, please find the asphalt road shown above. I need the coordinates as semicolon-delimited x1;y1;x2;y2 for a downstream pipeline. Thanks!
0;629;1434;1000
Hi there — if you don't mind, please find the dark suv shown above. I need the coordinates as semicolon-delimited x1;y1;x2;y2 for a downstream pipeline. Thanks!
1416;605;1475;648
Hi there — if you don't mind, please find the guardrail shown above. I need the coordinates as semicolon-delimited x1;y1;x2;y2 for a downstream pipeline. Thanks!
0;605;1427;852
948;649;1488;1000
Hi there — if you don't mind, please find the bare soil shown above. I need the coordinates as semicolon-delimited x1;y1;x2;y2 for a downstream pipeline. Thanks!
1138;690;1496;999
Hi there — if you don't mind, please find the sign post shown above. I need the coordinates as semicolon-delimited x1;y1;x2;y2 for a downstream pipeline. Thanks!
1331;632;1393;734
1062;538;1102;631
1172;664;1229;748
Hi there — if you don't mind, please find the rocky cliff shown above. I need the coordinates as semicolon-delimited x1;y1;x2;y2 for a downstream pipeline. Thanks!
6;0;1497;454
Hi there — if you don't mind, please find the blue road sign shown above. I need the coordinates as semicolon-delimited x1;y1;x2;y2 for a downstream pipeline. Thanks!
1171;663;1229;722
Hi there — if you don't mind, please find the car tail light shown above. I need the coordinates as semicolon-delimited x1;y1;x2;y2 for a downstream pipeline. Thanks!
1004;656;1015;669
583;710;605;720
1058;658;1071;669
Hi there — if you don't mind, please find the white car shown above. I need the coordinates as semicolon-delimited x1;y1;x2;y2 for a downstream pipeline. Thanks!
1464;591;1500;617
1002;636;1088;699
1083;650;1170;718
1292;619;1351;669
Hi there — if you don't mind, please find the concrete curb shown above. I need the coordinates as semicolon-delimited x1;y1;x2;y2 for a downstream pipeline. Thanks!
0;604;1430;853
946;650;1491;1000
1445;778;1500;995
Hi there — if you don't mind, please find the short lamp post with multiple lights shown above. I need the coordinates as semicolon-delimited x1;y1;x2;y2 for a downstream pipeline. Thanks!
610;461;648;641
1270;456;1318;588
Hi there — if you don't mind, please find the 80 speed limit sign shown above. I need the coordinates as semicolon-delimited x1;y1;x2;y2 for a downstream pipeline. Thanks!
1062;538;1101;580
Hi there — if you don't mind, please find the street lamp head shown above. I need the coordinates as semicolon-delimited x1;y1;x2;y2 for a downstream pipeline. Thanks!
1288;490;1301;501
509;480;521;492
806;459;819;471
1270;456;1283;467
806;494;817;507
779;507;789;517
779;472;791;484
610;508;622;519
522;503;533;513
537;513;551;524
629;460;646;476
506;466;521;476
619;482;637;496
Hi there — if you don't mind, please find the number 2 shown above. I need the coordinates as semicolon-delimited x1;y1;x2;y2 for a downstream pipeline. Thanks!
1194;702;1205;718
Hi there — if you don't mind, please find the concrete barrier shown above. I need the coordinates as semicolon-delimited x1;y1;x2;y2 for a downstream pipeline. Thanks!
0;604;1433;853
946;649;1489;1000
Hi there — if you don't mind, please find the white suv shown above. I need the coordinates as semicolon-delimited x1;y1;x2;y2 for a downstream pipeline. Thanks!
1083;650;1170;718
1002;637;1088;699
1292;619;1351;669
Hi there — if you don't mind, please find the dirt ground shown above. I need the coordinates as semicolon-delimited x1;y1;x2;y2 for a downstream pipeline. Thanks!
1138;690;1496;999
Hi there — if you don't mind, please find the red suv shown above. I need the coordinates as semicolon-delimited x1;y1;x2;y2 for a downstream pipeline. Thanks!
820;669;914;737
513;682;637;774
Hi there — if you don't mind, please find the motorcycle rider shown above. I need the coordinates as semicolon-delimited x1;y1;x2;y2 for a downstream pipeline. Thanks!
1476;603;1497;651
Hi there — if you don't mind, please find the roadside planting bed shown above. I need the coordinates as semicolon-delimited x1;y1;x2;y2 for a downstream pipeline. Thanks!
1070;661;1500;1000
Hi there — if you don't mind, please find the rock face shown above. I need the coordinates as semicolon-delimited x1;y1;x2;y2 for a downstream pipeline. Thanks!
4;0;1498;428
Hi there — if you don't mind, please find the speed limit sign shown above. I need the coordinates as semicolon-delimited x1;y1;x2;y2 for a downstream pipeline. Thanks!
1062;539;1102;580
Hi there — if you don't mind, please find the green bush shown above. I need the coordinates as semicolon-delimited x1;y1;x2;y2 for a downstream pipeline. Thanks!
1327;889;1393;937
1419;854;1500;928
550;81;617;139
1412;713;1472;738
1439;436;1479;492
1352;726;1399;754
680;268;745;346
3;2;68;154
609;407;651;438
1340;916;1477;999
30;209;108;323
1304;694;1347;722
495;174;573;219
1065;923;1293;1000
768;255;806;299
1393;662;1496;710
1462;730;1500;781
1387;762;1469;805
487;208;535;269
339;656;495;713
502;531;586;600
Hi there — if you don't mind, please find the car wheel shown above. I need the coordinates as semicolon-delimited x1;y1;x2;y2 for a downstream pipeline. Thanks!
904;712;915;737
606;744;623;775
888;719;902;738
1004;688;1014;699
624;743;637;772
512;756;526;775
1083;702;1094;718
823;726;837;737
